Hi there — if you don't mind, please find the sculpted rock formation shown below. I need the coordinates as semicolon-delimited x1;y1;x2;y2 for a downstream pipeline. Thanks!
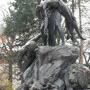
16;42;82;90
65;64;90;90
16;41;90;90
17;41;38;73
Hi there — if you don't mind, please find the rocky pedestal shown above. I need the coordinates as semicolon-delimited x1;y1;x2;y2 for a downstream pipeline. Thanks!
16;42;90;90
16;44;80;90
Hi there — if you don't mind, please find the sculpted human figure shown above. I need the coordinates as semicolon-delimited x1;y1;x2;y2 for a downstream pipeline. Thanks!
36;0;85;46
36;0;65;46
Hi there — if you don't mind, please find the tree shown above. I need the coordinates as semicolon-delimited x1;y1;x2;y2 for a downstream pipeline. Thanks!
0;34;18;89
4;0;39;46
2;0;40;88
10;0;36;33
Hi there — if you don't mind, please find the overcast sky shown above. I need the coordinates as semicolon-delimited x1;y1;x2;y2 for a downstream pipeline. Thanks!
0;0;14;34
0;0;9;18
0;0;90;22
0;0;13;23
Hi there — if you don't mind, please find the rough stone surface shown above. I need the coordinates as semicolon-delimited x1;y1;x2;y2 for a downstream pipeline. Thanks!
17;44;80;90
17;41;38;73
16;43;90;90
64;63;90;90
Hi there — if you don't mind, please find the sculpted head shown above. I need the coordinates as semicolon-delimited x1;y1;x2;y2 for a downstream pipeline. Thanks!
67;64;90;88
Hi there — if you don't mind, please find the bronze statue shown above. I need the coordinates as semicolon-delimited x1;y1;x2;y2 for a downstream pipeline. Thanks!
36;0;65;46
36;0;85;46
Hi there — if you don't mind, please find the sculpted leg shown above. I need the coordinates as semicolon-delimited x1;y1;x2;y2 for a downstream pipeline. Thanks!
54;11;65;45
48;12;56;46
41;26;47;45
55;25;65;45
48;24;56;46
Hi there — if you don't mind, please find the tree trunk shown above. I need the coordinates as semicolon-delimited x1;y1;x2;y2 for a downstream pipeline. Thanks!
8;59;12;83
72;0;75;14
78;0;84;64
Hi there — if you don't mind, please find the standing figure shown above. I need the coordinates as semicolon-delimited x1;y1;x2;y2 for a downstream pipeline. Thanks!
36;0;65;46
48;9;65;46
36;0;85;46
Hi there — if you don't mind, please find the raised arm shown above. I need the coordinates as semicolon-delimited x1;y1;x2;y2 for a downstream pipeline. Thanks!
45;0;85;40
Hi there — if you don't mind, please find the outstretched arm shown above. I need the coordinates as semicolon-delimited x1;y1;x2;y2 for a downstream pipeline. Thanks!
57;0;85;40
45;0;85;40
